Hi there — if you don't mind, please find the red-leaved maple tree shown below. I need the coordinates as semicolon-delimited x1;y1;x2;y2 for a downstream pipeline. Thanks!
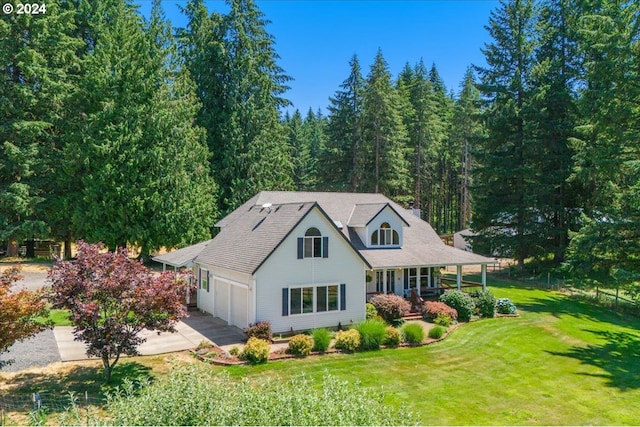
0;265;50;368
48;241;195;382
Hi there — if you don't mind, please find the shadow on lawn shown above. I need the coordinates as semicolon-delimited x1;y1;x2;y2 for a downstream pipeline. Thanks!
0;361;152;412
548;329;640;390
516;291;639;328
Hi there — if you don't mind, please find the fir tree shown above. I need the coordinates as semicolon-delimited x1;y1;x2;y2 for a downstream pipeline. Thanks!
473;0;539;268
323;54;366;191
361;49;410;197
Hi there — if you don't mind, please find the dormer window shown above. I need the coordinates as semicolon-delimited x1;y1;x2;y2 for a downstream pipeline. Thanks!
371;222;399;246
297;227;329;259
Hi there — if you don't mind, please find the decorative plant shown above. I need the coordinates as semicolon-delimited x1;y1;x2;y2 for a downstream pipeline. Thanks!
369;293;411;323
244;320;273;342
383;326;403;347
402;323;425;345
496;298;517;314
470;290;497;318
287;334;313;357
333;329;360;352
439;290;475;322
428;325;446;339
356;318;387;350
239;337;270;364
311;328;331;352
422;301;458;322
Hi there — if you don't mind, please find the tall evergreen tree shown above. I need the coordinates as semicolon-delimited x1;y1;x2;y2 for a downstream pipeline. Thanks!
361;49;410;197
322;55;366;191
528;0;582;262
181;0;294;214
68;0;216;255
286;110;316;190
449;68;485;231
566;0;640;291
473;0;539;268
0;1;80;255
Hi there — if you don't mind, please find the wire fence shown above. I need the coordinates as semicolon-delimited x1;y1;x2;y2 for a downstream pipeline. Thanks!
0;391;105;414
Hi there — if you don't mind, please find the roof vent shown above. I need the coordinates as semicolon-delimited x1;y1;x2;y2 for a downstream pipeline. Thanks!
261;202;272;213
333;220;343;229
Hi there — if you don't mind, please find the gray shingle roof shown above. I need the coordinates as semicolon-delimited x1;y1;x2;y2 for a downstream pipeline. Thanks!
202;191;495;272
196;201;318;274
152;239;214;268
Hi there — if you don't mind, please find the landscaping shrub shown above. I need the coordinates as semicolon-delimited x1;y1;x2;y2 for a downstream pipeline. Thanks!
287;334;313;357
402;323;425;345
239;337;270;364
333;329;360;352
244;320;272;342
496;298;517;314
434;313;452;327
311;328;331;352
428;325;446;339
439;290;475;322
383;326;403;347
422;301;458;321
470;290;497;318
366;302;378;320
355;318;387;350
369;293;411;323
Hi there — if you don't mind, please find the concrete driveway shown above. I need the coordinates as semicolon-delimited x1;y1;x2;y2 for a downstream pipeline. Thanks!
53;311;245;361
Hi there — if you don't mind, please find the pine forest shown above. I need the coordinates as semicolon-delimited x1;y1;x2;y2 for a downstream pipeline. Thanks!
1;0;639;290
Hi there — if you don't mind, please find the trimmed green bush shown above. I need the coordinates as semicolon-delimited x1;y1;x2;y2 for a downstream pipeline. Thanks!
422;301;458;321
239;337;270;364
402;323;425;345
496;298;517;314
244;320;273;342
383;326;403;347
287;334;313;357
366;302;378;320
356;318;387;350
470;290;497;318
428;325;446;339
434;313;452;327
334;329;360;352
439;290;475;322
370;293;411;323
311;328;331;352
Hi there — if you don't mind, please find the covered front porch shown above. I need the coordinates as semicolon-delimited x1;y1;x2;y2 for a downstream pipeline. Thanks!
365;263;489;301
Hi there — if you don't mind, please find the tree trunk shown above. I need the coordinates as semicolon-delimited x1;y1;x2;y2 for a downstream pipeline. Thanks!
102;355;112;383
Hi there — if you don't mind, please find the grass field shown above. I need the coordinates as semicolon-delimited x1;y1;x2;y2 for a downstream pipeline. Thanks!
221;278;640;425
2;276;640;425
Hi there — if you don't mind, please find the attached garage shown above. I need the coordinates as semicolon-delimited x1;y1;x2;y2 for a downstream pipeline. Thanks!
231;285;249;328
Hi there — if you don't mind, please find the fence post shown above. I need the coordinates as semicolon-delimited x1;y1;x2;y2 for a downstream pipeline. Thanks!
615;287;619;309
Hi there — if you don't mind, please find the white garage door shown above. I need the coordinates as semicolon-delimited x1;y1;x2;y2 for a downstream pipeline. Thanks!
231;286;248;328
214;281;229;322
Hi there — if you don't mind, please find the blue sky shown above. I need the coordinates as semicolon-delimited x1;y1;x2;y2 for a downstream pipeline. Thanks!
137;0;500;115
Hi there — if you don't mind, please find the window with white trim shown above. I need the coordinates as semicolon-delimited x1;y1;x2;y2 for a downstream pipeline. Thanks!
284;284;344;316
371;222;400;246
199;268;209;292
297;227;329;259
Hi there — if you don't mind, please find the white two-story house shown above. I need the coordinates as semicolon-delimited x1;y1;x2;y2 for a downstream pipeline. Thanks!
154;191;495;333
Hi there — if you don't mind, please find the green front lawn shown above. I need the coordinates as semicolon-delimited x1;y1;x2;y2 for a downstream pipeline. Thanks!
221;277;640;425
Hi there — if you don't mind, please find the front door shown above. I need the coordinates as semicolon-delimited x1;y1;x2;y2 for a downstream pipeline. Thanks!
386;270;396;294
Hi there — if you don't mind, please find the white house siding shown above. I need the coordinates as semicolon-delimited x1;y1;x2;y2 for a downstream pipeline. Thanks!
255;208;367;334
194;264;253;329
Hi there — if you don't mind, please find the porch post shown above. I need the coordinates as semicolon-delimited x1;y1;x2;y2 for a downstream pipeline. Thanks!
481;264;487;291
456;265;462;291
428;267;431;289
383;269;388;294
